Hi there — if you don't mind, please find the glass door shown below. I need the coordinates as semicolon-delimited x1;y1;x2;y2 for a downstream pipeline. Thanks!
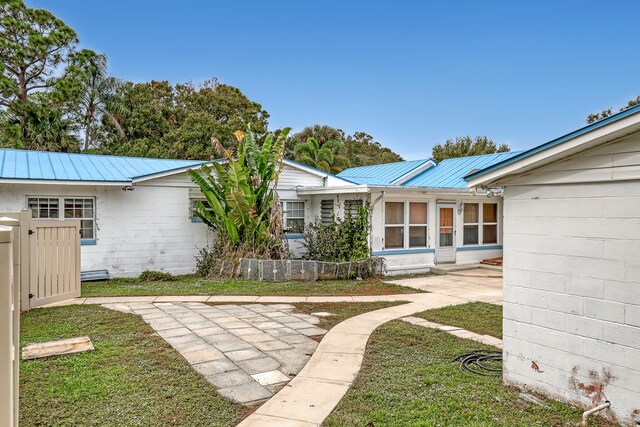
436;204;456;263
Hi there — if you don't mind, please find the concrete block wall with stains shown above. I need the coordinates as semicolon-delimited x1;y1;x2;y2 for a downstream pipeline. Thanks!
501;179;640;425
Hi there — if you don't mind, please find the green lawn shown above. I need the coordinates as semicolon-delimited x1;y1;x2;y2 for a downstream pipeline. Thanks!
416;301;503;338
20;302;406;426
20;305;244;427
324;321;615;427
81;275;421;297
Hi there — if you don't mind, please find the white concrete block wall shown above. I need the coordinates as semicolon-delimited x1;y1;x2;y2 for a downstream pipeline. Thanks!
502;182;640;425
0;164;324;275
0;178;213;277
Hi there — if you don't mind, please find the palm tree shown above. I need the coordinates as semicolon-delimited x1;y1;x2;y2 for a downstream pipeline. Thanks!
78;54;125;150
294;137;348;174
292;124;345;146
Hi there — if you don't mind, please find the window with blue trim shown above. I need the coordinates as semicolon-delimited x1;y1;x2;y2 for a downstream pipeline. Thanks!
283;201;305;233
27;196;96;241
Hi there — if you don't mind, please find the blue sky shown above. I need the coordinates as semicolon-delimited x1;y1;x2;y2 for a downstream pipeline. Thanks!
30;0;640;160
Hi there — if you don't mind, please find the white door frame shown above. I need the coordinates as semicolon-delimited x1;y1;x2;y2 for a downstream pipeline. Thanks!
436;203;456;264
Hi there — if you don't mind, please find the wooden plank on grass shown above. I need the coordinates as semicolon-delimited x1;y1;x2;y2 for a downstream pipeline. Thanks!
22;336;94;360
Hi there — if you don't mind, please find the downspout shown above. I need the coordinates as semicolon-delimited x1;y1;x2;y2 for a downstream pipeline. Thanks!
581;401;610;426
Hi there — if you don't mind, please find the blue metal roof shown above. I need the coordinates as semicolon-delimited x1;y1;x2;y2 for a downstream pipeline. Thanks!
465;104;640;182
337;159;432;185
404;152;521;188
0;149;207;182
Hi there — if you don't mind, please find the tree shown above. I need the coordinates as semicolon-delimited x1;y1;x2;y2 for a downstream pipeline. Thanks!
587;95;640;124
99;78;269;159
188;128;291;261
286;125;404;169
75;53;124;150
294;137;348;173
431;136;510;163
344;131;404;166
0;93;79;151
0;0;79;104
0;0;96;150
285;124;345;159
291;124;345;145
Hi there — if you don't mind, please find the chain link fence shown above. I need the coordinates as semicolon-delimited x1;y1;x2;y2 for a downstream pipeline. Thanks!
203;257;385;282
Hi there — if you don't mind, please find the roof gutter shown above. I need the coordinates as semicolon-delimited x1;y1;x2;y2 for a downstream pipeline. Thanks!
0;178;132;186
297;184;476;196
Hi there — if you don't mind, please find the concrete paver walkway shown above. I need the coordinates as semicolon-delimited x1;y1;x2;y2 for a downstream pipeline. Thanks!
45;294;414;308
103;302;327;405
401;316;503;348
237;292;467;427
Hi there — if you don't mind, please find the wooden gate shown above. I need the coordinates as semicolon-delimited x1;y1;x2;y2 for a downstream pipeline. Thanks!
29;220;81;308
0;211;81;310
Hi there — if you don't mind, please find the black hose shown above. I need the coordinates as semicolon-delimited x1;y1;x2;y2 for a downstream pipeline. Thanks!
452;350;502;376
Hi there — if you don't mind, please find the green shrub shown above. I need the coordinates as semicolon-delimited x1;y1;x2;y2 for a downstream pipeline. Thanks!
139;270;176;282
303;202;371;262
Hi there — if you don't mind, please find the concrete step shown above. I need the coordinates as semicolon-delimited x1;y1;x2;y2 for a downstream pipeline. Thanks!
431;264;503;278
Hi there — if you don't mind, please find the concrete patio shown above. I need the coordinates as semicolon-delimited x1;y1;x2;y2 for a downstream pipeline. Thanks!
388;268;503;304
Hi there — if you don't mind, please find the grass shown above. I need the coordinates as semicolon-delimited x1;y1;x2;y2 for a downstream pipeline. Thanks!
416;302;503;338
292;301;408;331
324;321;615;427
20;305;245;427
81;275;421;297
20;302;405;426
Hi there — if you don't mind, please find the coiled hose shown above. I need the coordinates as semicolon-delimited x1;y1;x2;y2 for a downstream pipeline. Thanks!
452;350;502;376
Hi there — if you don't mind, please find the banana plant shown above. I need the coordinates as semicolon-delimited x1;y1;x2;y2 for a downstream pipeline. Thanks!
188;127;291;258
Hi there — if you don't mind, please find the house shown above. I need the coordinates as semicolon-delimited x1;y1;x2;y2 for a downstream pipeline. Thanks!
0;147;513;277
466;105;640;424
0;149;349;277
319;151;519;273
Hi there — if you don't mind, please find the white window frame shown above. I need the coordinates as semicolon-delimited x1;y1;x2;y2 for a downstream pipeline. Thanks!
462;202;499;246
481;203;499;245
408;202;428;248
283;200;305;234
26;196;96;241
383;200;429;250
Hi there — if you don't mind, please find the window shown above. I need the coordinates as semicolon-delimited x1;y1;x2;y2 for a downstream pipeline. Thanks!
384;202;404;249
463;204;479;245
27;197;95;240
384;201;429;249
28;197;59;219
190;198;213;222
483;203;498;244
344;199;363;217
284;201;305;233
463;203;498;245
64;198;95;239
409;202;428;247
320;199;334;225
